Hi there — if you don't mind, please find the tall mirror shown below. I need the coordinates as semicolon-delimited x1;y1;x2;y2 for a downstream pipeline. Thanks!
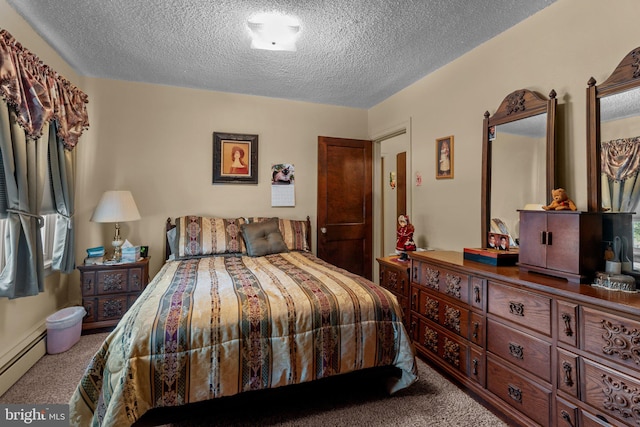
587;46;640;271
481;89;557;246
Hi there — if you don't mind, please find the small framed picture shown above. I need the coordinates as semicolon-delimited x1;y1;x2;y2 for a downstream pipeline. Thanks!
212;132;259;184
436;135;454;179
488;125;496;141
487;232;510;251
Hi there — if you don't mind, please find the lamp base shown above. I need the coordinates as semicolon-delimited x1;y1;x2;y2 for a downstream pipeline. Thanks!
112;239;124;262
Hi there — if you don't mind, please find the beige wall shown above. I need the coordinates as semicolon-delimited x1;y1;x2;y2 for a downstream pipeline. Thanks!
72;79;368;298
368;0;640;252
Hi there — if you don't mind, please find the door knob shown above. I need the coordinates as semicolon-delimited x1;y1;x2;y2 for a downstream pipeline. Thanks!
321;227;327;234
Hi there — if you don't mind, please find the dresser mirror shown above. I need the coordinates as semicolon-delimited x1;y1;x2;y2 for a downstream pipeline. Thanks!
481;89;557;247
586;46;640;272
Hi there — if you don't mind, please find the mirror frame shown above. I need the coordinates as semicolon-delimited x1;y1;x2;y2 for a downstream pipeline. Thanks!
586;46;640;212
481;89;557;245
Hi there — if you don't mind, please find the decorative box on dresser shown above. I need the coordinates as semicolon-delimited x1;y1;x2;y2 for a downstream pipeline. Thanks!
409;250;640;427
377;256;411;329
79;257;150;331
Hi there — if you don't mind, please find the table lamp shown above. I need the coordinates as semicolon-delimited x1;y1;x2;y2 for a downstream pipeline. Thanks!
91;190;141;261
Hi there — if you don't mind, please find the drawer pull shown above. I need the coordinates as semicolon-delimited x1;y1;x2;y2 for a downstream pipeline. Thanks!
472;322;479;339
410;321;416;337
540;231;546;245
85;279;92;290
547;231;553;245
507;384;522;403
472;358;478;376
562;313;573;337
411;293;417;310
560;410;574;426
562;361;574;387
474;285;480;303
413;266;419;281
509;301;524;317
508;342;524;360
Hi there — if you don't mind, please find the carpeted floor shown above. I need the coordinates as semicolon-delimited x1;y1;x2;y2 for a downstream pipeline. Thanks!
0;333;509;426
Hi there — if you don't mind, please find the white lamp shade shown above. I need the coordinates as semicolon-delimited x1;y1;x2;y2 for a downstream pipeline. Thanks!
91;191;141;223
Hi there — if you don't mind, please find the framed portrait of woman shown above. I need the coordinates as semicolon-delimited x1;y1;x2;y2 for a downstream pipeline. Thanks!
435;135;454;179
212;132;259;184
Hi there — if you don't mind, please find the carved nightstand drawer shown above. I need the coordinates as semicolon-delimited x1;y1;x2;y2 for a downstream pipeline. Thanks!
97;269;128;294
416;263;469;303
78;257;150;330
487;318;551;383
487;354;551;427
96;295;128;321
81;271;96;296
582;307;640;373
487;281;551;336
582;358;640;426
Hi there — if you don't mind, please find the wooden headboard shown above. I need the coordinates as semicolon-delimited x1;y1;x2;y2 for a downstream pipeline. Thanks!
165;216;312;261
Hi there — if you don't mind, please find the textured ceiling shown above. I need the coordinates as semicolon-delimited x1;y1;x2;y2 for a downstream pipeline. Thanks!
7;0;556;108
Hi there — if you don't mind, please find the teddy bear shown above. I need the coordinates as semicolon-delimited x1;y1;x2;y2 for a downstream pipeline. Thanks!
542;188;577;211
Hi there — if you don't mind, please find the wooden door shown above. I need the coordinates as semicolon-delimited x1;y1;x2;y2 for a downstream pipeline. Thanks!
317;136;373;279
518;211;547;268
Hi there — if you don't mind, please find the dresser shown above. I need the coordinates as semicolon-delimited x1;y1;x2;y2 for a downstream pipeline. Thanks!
409;250;640;427
377;256;411;329
79;257;150;330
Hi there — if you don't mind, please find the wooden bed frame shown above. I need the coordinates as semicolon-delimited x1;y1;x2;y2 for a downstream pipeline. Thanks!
165;216;312;260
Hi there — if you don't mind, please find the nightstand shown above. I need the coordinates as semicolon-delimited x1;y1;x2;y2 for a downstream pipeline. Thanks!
376;256;410;328
78;257;150;331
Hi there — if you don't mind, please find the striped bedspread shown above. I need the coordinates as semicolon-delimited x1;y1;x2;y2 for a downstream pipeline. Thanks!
69;252;417;427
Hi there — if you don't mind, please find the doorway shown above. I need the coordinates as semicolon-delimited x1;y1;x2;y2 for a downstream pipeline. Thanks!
373;126;411;283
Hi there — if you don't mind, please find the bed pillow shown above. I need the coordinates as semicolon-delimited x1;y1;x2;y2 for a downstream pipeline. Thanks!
240;219;289;257
175;216;246;258
249;217;310;252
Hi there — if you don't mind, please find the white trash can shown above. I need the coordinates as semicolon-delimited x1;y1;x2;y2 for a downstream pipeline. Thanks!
46;306;86;354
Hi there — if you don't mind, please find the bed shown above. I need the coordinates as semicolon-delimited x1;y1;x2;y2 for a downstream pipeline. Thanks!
69;216;417;427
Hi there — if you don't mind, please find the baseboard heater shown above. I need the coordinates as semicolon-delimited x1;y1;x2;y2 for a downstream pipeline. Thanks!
0;330;47;397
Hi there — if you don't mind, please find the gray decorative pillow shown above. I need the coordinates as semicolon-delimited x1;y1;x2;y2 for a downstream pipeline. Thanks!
241;219;289;257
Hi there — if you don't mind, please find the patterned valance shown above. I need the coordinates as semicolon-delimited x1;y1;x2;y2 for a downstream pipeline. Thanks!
601;137;640;182
0;29;88;150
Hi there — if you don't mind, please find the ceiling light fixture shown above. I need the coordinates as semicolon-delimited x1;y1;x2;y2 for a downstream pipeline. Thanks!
247;13;300;52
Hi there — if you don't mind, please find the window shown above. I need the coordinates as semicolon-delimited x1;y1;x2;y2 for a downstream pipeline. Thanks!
0;213;58;273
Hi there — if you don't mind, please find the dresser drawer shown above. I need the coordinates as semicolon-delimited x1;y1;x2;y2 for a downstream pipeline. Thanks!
380;262;410;296
582;307;640;374
413;288;471;339
415;263;469;303
557;348;579;398
469;311;484;347
470;276;486;310
557;300;579;348
582;358;640;426
411;315;469;377
487;355;552;426
470;346;485;387
487;281;551;336
487;319;551;382
556;397;578;427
